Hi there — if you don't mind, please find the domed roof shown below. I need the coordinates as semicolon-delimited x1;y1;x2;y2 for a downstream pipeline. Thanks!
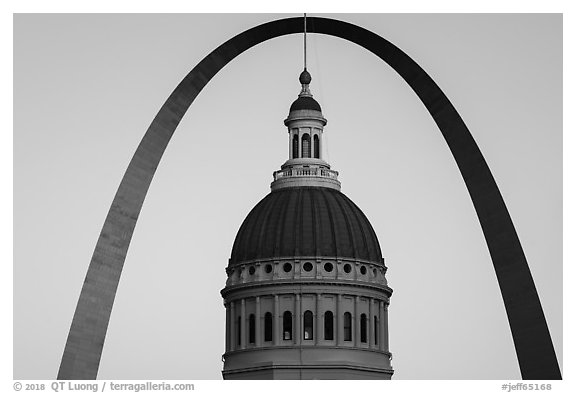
289;96;322;112
230;187;383;266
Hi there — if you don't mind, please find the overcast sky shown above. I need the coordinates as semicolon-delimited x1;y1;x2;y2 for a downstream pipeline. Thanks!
13;13;562;380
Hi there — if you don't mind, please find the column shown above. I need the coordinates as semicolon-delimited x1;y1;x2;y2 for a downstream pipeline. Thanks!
383;303;389;352
369;298;375;349
225;302;230;352
355;296;360;345
311;131;315;160
274;295;280;345
295;294;301;344
315;293;321;344
289;131;293;159
298;132;302;159
255;296;261;347
379;301;385;351
229;301;235;350
336;294;342;346
240;298;246;350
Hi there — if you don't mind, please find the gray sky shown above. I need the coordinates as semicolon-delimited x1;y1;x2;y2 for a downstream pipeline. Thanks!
13;13;562;380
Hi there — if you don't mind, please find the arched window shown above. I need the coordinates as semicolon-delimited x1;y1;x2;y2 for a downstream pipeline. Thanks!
374;316;379;345
343;312;352;341
248;314;255;344
292;134;299;158
236;316;242;347
324;311;334;340
283;311;292;340
264;312;273;342
360;313;367;343
303;311;313;340
314;134;320;158
302;133;311;158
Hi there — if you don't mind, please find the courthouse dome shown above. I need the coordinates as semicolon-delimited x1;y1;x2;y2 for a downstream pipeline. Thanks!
229;187;384;266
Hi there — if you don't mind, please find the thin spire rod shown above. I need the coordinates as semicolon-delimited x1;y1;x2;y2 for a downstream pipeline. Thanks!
304;13;307;70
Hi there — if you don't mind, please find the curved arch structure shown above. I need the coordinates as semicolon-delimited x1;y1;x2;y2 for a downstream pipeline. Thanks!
58;16;561;380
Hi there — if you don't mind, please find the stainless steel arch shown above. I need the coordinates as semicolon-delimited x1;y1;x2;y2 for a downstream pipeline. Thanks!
58;16;561;380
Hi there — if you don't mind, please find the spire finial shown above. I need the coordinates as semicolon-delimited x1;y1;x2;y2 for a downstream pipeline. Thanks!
304;13;307;70
300;14;312;97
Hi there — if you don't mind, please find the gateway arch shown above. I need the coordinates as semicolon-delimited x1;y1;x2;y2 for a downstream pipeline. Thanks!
57;16;561;380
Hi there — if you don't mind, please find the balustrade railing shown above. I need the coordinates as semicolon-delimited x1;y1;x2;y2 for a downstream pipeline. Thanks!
273;167;339;181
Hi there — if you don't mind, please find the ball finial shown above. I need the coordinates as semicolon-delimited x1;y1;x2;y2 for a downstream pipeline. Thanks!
299;68;312;85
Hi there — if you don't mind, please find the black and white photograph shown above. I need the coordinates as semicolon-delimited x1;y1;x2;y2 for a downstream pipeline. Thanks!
10;8;568;388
